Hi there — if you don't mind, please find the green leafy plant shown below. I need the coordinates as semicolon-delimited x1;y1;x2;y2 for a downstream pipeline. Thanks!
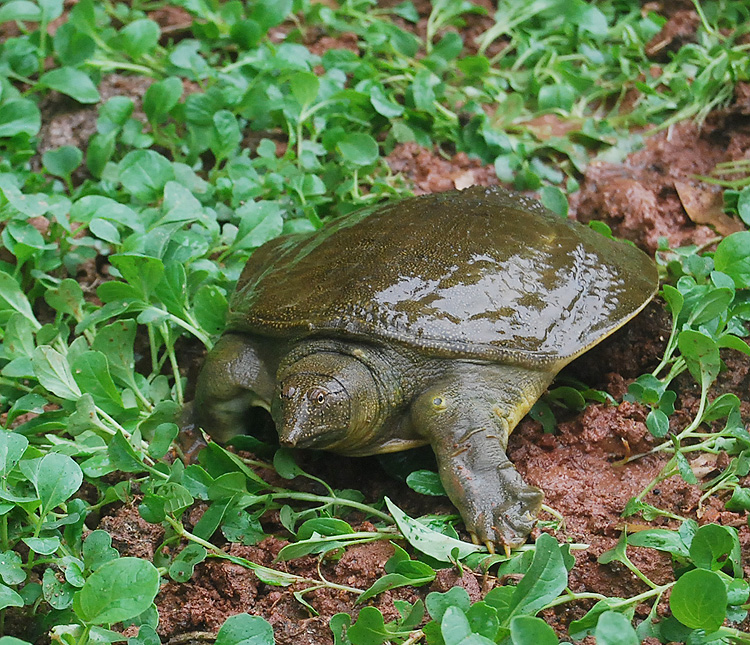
1;0;750;642
620;231;750;520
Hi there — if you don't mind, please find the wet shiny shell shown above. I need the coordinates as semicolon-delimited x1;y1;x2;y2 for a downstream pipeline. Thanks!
228;186;658;368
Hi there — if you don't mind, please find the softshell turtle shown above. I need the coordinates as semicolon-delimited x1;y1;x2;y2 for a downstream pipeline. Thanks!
191;186;658;548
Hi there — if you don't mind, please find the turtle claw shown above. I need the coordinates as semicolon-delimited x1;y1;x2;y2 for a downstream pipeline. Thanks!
462;479;543;549
177;405;208;463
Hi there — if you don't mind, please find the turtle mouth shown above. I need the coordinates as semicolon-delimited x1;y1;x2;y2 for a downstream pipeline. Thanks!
275;413;348;450
278;428;345;450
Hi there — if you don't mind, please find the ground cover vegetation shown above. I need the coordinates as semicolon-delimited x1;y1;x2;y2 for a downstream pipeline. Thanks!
0;0;750;642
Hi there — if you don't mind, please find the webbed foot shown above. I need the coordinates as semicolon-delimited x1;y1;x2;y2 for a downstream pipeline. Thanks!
463;463;543;548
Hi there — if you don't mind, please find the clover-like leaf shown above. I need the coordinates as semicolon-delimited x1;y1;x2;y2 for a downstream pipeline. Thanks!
669;568;727;632
214;613;275;645
73;557;160;625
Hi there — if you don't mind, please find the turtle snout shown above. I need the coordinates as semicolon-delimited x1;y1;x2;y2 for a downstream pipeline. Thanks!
272;375;350;449
273;394;315;448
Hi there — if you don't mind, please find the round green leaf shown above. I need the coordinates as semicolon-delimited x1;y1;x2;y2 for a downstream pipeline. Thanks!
39;67;100;104
594;611;637;645
726;487;750;513
230;19;262;49
143;77;183;122
86;132;116;177
369;84;404;118
73;557;160;625
441;606;472;643
538;84;575;111
0;432;29;479
689;524;735;571
540;186;569;217
0;584;24;611
249;0;292;31
738;187;750;226
53;22;96;66
211;110;241;160
214;613;274;645
661;284;684;317
714;231;750;289
33;452;83;515
119;19;160;59
272;448;304;480
510;615;558;645
42;566;74;609
0;98;42;137
347;606;392;645
0;1;41;21
118;150;175;201
677;330;720;385
42;145;83;178
193;285;228;335
406;470;446;496
289;72;319;106
337;133;379;167
646;409;669;438
32;345;82;400
39;0;64;21
669;568;727;632
427;586;471;622
24;536;61;556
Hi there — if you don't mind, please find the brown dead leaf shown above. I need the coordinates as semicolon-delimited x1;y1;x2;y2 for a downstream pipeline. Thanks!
674;180;745;236
519;114;580;141
452;170;477;191
690;451;720;479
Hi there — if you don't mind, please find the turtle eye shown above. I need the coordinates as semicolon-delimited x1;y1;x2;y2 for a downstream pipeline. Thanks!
431;396;447;411
309;387;328;405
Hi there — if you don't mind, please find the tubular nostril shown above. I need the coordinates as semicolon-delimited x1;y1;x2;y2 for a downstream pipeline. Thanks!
279;427;303;447
281;385;296;399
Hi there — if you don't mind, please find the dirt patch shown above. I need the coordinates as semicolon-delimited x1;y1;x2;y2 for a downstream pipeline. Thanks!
373;0;498;57
386;142;499;194
572;100;750;253
98;504;166;561
36;75;155;159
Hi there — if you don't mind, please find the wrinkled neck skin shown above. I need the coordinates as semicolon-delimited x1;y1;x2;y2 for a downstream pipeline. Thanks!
274;338;410;455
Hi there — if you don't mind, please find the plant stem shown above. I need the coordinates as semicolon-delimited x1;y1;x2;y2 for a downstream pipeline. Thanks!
545;583;672;612
76;624;92;645
267;491;394;524
86;59;158;75
160;322;184;404
165;516;364;595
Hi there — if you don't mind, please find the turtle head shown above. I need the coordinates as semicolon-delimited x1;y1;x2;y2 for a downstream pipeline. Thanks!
272;352;379;452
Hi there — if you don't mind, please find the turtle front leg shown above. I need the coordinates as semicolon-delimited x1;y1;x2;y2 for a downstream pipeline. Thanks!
411;364;552;549
188;333;277;444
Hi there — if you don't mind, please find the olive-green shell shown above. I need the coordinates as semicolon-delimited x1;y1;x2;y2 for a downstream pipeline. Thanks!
228;186;658;368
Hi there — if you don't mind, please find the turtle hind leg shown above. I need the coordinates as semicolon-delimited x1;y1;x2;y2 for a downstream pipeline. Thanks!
411;363;553;548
